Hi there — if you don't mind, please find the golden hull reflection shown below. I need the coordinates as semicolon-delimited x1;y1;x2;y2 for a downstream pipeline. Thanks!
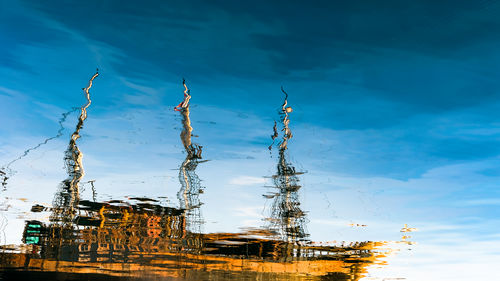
0;198;385;280
0;254;382;281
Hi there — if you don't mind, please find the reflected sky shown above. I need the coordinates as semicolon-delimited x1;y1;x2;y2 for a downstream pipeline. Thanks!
1;1;500;280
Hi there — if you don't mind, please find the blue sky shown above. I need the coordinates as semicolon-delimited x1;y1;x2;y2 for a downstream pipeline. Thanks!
1;1;500;279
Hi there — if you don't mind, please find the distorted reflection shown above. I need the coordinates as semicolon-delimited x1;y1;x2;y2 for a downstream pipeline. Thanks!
0;82;389;281
0;171;6;190
265;87;308;246
176;79;205;243
50;71;99;225
0;106;79;190
400;224;418;245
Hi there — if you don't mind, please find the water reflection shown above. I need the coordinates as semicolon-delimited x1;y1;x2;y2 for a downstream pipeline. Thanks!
266;87;308;246
0;108;79;190
0;81;387;280
176;80;205;242
50;71;99;225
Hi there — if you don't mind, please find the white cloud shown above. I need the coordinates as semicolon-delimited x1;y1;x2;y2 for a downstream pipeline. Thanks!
229;176;266;186
233;206;264;218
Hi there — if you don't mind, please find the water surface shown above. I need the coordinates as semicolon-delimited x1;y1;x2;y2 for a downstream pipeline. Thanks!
1;1;500;280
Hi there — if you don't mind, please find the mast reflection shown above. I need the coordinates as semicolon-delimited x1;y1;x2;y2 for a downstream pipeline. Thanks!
175;79;204;247
50;71;98;225
266;87;308;245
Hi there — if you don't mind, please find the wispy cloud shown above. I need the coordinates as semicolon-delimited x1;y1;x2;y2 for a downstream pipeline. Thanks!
0;86;24;98
229;176;266;186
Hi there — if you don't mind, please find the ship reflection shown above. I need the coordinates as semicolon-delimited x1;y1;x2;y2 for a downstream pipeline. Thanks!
0;81;388;280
